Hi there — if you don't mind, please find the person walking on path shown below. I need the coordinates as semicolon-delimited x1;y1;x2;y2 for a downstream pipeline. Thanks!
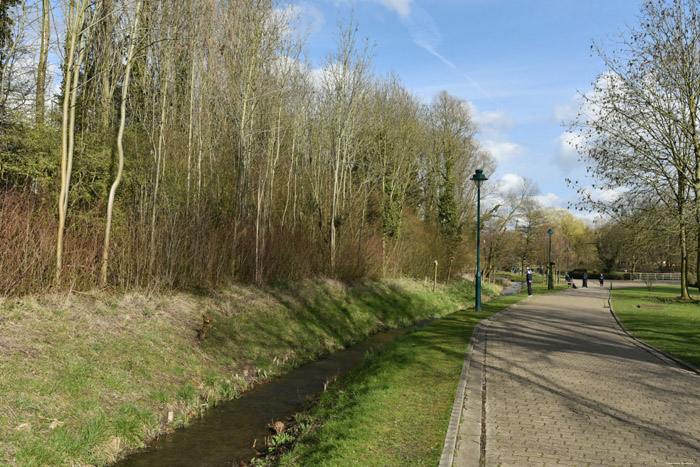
599;273;605;288
582;272;588;287
526;266;533;297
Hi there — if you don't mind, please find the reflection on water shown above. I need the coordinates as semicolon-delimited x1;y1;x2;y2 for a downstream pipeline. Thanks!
117;327;408;466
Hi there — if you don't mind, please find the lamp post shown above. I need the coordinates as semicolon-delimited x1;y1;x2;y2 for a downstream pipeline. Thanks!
471;169;488;311
565;247;570;276
547;228;554;290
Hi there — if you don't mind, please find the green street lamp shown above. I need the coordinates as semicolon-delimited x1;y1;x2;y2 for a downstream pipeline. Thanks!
548;228;554;290
566;247;570;276
471;169;488;311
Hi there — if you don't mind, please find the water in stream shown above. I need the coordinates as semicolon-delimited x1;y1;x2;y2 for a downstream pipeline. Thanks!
118;327;409;466
500;281;524;296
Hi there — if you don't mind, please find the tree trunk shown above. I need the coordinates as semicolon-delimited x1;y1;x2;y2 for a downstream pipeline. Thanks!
680;223;689;298
35;0;49;126
186;10;197;209
96;0;115;137
101;0;142;286
694;184;700;290
56;0;87;285
149;88;168;275
687;93;700;291
330;143;341;275
63;36;85;216
678;199;689;298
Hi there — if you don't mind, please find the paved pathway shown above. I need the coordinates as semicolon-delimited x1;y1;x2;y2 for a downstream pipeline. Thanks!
452;283;700;466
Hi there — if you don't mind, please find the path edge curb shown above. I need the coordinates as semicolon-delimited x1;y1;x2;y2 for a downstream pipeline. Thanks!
607;289;700;376
438;303;514;467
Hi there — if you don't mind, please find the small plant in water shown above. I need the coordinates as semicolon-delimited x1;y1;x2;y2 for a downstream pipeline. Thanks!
323;372;339;391
268;432;295;451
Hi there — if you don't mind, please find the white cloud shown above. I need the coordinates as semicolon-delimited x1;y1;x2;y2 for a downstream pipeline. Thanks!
483;140;528;164
378;0;413;17
485;174;528;210
592;187;626;204
329;0;413;17
554;73;621;126
468;102;527;164
466;102;514;133
534;192;565;208
553;93;582;123
277;2;325;37
497;173;525;193
271;55;310;82
477;110;515;132
578;185;629;205
308;62;342;89
554;131;584;174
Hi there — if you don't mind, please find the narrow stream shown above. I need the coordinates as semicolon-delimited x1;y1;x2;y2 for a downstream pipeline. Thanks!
117;327;410;466
500;281;524;296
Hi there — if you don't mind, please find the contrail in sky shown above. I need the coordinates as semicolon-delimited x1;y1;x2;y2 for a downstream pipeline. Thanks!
399;4;493;101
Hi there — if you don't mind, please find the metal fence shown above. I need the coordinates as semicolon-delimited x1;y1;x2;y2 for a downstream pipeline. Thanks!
633;272;682;281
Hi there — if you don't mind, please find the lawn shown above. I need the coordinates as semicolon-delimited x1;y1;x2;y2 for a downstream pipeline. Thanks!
274;282;564;466
611;285;700;369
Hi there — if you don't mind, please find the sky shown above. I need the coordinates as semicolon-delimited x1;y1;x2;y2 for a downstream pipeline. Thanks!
286;0;643;222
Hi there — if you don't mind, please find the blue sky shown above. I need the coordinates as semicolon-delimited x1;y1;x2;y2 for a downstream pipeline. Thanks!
288;0;642;220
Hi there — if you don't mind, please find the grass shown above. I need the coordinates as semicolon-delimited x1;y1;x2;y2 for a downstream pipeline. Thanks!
274;282;564;466
611;285;700;369
0;277;498;466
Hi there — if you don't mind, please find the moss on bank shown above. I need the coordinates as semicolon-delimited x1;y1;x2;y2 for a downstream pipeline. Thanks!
0;277;498;465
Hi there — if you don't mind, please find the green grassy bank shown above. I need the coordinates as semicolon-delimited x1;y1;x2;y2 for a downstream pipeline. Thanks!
0;277;499;465
611;285;700;369
271;282;562;466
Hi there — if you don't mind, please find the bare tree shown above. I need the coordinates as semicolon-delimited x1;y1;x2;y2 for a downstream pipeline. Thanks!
483;177;539;280
312;19;372;274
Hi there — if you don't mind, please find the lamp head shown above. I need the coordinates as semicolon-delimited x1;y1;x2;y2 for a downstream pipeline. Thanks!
470;169;488;187
548;228;554;235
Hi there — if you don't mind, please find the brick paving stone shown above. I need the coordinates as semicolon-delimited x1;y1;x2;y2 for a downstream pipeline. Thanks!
454;283;700;466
